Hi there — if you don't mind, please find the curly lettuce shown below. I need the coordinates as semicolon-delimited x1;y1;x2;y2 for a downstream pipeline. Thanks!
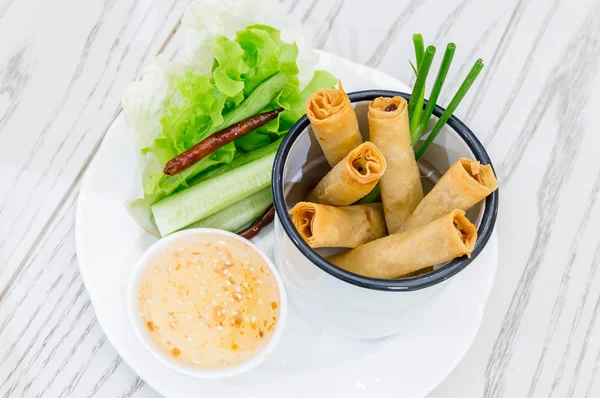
122;1;336;235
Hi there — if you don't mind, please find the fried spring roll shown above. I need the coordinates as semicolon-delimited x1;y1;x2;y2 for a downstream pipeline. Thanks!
306;142;386;206
368;97;423;233
306;81;363;166
327;210;477;279
290;202;387;248
398;158;498;232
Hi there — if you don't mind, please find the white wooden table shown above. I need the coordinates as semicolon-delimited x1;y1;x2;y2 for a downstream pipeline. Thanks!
1;0;600;396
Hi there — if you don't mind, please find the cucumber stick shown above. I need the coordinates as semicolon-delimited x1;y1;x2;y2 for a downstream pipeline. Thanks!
152;152;275;236
189;138;282;186
188;188;272;232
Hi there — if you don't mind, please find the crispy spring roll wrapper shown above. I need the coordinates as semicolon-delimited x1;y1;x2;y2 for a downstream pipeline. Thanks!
306;142;386;206
306;81;363;166
290;202;387;248
398;158;499;233
368;97;423;233
327;209;477;279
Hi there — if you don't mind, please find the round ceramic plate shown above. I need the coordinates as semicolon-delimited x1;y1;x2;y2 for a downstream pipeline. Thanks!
76;51;499;398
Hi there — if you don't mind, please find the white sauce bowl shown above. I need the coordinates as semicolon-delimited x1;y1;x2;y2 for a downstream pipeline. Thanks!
126;228;288;378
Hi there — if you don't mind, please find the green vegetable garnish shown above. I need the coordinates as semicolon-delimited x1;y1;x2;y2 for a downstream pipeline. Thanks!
152;152;276;236
139;25;335;200
411;43;455;147
189;138;282;185
356;184;381;205
413;33;425;71
414;59;484;160
408;45;435;133
188;188;273;232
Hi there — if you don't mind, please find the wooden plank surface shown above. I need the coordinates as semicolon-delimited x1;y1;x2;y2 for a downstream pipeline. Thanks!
1;0;599;396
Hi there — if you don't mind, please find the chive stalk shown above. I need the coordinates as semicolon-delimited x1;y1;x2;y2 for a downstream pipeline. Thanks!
356;184;381;204
413;34;425;69
415;59;484;160
408;46;435;132
411;43;456;146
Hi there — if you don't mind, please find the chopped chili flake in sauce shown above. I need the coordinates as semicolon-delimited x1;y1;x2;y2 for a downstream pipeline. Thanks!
138;233;280;368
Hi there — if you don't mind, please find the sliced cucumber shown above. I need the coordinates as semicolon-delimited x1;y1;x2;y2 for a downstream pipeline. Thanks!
151;152;275;236
189;138;282;186
188;188;272;232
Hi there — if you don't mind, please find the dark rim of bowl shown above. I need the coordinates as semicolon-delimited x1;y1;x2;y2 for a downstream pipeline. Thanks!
272;90;499;292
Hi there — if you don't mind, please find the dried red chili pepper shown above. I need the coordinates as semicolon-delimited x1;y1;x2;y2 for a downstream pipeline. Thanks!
238;205;275;240
163;108;283;176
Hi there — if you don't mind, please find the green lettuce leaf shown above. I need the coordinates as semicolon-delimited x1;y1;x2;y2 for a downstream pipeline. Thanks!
212;36;249;98
139;24;336;201
235;70;337;152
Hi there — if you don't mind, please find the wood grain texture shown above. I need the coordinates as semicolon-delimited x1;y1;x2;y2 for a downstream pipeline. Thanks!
1;0;600;397
0;0;189;294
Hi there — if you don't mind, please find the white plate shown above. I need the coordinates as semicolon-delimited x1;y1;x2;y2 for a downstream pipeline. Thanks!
76;51;498;398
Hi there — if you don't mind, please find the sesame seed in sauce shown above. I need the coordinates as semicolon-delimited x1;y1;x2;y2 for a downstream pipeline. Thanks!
139;234;280;367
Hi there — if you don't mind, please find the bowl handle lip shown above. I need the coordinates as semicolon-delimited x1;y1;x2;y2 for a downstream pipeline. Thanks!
272;89;499;292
